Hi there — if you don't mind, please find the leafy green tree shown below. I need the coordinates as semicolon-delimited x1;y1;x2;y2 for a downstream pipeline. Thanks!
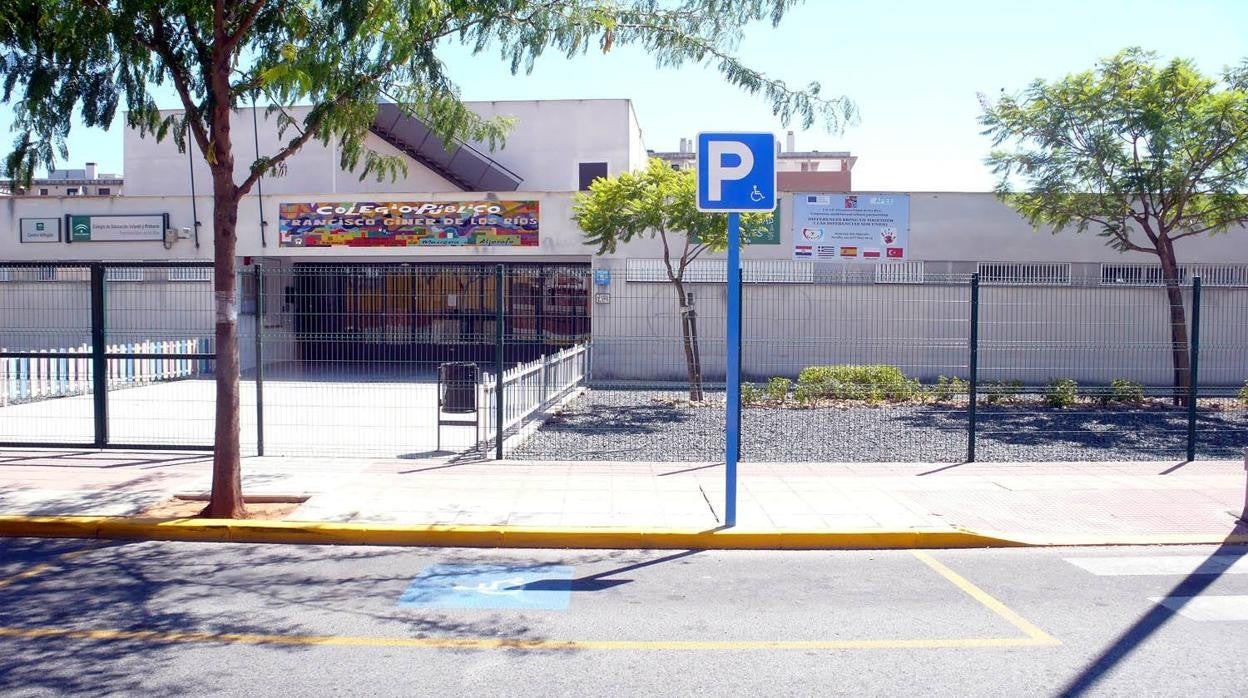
1;1;851;517
981;48;1248;402
575;157;771;401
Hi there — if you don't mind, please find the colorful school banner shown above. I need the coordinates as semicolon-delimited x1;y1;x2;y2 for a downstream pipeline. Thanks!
278;201;540;248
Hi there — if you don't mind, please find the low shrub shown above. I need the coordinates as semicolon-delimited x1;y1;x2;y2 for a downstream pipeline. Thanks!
932;375;968;403
766;377;792;402
1044;378;1079;408
1239;381;1248;407
1102;378;1145;405
740;382;762;405
982;380;1024;405
796;364;918;402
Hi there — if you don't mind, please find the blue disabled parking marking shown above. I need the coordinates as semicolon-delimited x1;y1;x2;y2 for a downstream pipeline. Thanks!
398;564;575;610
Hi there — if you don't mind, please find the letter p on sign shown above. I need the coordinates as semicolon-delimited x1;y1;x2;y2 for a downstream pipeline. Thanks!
696;132;777;213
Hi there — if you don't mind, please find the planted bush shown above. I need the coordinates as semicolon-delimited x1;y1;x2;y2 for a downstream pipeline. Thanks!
796;365;919;402
982;380;1024;405
740;382;762;406
1103;378;1145;405
766;377;792;402
1043;378;1079;408
1239;381;1248;407
932;376;968;403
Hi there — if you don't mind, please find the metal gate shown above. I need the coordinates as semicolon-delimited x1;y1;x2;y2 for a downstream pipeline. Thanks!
0;262;216;450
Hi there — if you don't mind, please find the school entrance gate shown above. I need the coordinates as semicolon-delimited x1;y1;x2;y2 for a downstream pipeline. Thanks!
0;261;592;457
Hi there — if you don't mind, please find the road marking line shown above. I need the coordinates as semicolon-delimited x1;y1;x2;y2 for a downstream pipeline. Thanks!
1148;595;1248;622
911;550;1059;645
1065;555;1248;577
0;625;1056;650
0;547;1057;651
0;546;100;590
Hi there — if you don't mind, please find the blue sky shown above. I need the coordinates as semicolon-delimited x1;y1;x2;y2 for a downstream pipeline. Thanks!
1;0;1244;191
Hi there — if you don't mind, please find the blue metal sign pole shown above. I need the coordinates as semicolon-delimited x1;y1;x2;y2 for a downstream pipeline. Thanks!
725;212;742;527
695;130;775;529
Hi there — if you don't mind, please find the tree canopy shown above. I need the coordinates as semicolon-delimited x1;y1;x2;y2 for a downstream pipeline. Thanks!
1;0;856;191
980;47;1248;401
575;156;771;276
980;47;1248;252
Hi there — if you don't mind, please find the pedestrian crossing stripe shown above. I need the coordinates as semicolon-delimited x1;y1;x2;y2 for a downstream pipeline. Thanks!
1149;596;1248;622
1064;555;1248;577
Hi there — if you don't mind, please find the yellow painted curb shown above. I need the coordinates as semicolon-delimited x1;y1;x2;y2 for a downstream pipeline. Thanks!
0;515;1026;550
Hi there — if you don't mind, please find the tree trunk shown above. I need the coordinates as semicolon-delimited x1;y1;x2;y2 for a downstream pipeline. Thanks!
672;280;704;401
1157;244;1191;408
203;184;246;518
202;28;246;519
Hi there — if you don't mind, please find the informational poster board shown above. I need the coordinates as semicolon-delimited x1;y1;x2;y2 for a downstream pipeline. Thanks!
792;193;909;262
279;201;540;247
19;218;61;243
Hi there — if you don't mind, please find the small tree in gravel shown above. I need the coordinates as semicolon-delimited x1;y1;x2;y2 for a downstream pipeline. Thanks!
575;158;772;401
981;49;1248;405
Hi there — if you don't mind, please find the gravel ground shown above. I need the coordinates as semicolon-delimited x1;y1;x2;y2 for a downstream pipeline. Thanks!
510;389;1248;462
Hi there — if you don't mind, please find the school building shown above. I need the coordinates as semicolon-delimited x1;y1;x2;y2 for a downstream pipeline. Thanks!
2;98;1247;387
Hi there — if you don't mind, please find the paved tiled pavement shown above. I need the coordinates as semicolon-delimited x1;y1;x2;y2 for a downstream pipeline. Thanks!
1;449;1245;542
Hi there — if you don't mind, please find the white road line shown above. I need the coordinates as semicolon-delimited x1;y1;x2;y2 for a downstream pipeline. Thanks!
1149;596;1248;622
1064;555;1248;577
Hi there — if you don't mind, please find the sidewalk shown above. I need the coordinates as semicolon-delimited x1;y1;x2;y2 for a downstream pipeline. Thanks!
1;448;1245;547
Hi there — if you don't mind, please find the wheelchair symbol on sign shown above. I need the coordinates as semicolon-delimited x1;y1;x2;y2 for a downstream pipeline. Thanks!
750;185;765;202
453;577;525;596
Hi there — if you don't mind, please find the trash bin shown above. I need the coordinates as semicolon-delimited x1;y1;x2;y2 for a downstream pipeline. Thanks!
439;362;479;413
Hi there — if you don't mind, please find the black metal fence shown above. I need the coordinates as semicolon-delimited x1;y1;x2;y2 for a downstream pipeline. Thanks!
3;261;1245;463
1;261;594;457
0;262;217;449
514;268;1248;464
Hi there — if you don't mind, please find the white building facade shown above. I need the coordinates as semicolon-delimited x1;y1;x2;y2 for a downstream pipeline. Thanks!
2;98;1246;387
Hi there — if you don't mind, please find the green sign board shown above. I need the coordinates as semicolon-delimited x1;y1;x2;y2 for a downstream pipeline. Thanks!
66;214;167;242
692;203;781;245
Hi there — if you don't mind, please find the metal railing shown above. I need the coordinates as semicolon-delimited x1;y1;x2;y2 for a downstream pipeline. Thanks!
480;342;589;454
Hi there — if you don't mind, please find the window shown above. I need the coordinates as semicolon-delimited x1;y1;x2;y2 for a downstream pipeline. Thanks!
105;268;144;282
578;162;608;191
1101;264;1168;286
1101;263;1248;287
977;262;1071;285
38;188;49;196
1184;264;1248;287
36;267;57;282
874;261;925;284
167;267;212;282
65;187;79;196
97;187;111;196
0;267;11;282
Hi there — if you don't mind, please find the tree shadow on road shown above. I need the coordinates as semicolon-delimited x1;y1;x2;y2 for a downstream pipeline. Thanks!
0;539;584;694
1057;465;1248;696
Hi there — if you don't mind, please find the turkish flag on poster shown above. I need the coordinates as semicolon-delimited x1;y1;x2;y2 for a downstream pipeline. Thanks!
886;247;904;258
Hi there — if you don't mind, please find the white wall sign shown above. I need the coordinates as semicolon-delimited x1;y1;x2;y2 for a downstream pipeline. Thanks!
792;194;910;262
67;214;168;242
19;218;62;243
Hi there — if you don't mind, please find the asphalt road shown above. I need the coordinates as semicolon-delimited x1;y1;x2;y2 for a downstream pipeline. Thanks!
3;539;1248;697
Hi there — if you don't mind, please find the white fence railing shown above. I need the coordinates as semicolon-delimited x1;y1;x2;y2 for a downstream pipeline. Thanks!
0;338;210;407
480;343;589;447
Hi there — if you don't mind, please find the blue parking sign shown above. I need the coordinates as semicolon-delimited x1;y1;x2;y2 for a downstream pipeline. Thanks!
696;132;777;212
